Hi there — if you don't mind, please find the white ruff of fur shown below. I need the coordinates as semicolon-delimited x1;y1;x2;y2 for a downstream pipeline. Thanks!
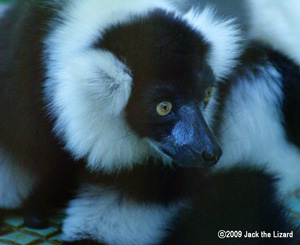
248;0;300;65
213;64;300;195
44;0;242;172
62;185;185;244
183;7;243;80
0;147;36;209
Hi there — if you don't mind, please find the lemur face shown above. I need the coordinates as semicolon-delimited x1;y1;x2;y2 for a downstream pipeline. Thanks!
97;10;222;167
125;78;222;168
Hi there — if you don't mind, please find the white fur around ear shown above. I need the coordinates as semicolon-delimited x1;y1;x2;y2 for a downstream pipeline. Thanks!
184;7;243;80
45;49;159;173
64;50;132;116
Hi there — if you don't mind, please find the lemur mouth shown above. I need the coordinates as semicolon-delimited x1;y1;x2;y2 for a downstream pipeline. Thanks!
160;144;222;168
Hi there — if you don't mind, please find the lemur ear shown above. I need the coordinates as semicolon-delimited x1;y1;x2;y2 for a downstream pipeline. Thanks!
183;7;243;80
65;50;133;116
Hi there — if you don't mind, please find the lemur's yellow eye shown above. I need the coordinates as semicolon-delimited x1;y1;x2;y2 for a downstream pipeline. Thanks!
156;101;173;117
204;87;213;103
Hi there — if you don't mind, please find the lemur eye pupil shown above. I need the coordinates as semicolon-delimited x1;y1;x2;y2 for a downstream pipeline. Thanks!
156;101;172;117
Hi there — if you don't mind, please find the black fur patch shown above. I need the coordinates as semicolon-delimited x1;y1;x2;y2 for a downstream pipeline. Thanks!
79;158;206;204
264;48;300;149
163;167;299;245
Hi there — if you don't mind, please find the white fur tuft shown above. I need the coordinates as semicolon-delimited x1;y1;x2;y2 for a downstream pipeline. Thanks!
183;7;243;80
45;49;159;172
62;185;184;244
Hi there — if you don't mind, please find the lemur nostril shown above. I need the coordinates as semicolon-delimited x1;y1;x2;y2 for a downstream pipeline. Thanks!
202;151;216;162
202;146;222;166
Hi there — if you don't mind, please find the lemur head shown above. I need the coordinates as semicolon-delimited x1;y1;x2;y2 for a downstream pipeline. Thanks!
44;0;242;172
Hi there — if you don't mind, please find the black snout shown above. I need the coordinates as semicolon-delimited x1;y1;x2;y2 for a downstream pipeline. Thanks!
159;105;222;168
201;144;222;167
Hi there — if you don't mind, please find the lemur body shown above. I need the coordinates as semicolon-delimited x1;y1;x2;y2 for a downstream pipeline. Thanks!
0;0;299;244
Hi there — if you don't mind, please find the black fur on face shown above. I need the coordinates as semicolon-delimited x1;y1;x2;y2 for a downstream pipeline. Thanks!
96;9;222;167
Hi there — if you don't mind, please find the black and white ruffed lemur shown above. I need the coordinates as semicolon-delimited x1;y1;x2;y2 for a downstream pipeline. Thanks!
0;0;299;244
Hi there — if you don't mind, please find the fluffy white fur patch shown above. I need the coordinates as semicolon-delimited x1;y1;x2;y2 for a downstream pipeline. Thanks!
213;64;300;195
183;7;243;80
62;185;184;244
248;0;300;65
45;48;159;172
0;147;36;209
44;0;242;172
